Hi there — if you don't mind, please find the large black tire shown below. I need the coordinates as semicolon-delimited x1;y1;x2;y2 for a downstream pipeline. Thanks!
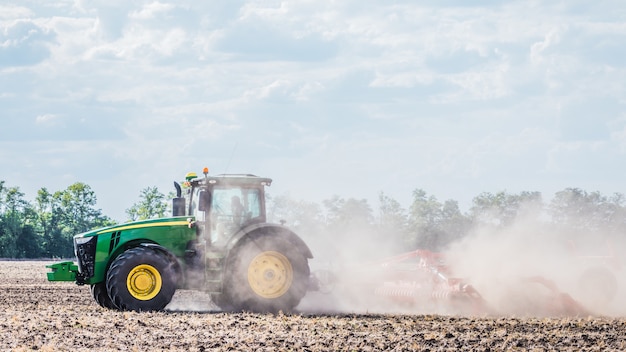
221;235;310;313
106;247;177;312
90;282;117;309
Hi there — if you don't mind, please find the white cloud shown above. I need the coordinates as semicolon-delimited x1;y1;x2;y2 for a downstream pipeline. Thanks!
129;2;177;20
35;114;60;124
1;0;626;221
438;62;512;101
530;27;564;65
239;1;288;21
251;79;293;100
370;71;433;89
0;5;33;20
292;81;325;101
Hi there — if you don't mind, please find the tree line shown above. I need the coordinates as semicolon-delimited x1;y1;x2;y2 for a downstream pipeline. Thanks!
1;178;624;258
267;188;626;258
0;181;114;258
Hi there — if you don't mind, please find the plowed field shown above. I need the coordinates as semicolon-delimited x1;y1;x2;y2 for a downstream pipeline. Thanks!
1;261;625;351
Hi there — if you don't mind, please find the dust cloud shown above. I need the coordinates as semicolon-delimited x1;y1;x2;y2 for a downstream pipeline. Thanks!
444;212;625;317
166;198;624;317
298;205;625;318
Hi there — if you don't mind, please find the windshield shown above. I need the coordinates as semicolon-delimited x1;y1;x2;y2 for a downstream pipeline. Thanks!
210;187;262;245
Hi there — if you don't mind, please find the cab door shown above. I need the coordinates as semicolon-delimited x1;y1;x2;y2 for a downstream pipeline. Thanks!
209;187;263;246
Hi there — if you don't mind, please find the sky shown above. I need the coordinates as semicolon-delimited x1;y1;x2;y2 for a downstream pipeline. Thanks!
1;0;625;222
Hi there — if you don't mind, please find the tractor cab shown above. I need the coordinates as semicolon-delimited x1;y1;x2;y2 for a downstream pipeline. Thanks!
173;168;272;247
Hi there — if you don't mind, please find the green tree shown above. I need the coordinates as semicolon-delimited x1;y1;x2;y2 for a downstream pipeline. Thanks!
0;186;23;257
323;195;374;234
0;186;41;258
407;189;469;250
267;193;324;237
15;223;41;258
50;183;113;257
439;199;471;246
470;190;543;228
549;188;626;236
377;192;409;251
35;188;67;258
126;186;168;221
408;189;443;249
0;181;6;256
57;182;112;234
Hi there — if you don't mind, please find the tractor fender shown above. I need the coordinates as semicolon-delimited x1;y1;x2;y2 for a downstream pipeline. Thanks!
226;223;314;259
137;243;184;285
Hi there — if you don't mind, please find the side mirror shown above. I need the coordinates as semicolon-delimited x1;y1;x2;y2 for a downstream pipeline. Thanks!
198;190;211;212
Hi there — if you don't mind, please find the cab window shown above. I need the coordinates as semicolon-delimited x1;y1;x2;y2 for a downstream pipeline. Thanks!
209;187;262;245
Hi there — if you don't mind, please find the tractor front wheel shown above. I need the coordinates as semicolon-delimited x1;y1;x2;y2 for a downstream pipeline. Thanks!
222;235;310;313
106;246;177;312
90;282;117;309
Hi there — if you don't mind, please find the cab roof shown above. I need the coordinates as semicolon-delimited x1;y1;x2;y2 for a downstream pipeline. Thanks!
191;174;272;187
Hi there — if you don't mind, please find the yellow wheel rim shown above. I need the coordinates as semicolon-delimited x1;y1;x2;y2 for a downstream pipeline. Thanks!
127;264;162;301
247;251;293;299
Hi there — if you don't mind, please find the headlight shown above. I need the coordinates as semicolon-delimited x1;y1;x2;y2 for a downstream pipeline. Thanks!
75;236;94;245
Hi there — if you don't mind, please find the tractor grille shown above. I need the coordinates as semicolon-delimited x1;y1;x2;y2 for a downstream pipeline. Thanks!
74;236;97;281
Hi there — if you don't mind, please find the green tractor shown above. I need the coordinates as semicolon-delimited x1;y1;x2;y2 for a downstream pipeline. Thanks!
47;168;313;312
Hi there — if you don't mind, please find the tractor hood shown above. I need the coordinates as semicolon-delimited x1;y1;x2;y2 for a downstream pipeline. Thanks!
48;216;196;284
74;216;193;240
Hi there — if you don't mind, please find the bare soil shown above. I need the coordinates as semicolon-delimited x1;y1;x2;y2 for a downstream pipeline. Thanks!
1;261;625;351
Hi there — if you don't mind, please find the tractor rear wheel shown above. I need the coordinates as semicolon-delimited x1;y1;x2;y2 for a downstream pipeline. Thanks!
90;282;117;309
106;246;176;312
221;235;310;313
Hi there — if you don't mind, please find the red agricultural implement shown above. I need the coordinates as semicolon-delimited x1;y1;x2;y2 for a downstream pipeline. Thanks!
312;249;594;316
